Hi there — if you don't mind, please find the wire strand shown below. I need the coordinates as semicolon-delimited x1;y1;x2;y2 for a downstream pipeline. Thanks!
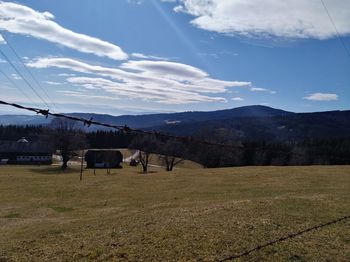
1;34;60;110
320;0;350;58
0;49;51;109
0;68;38;106
218;215;350;261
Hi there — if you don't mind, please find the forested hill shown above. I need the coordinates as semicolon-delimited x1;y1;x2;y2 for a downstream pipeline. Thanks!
0;105;291;128
151;110;350;141
0;106;349;142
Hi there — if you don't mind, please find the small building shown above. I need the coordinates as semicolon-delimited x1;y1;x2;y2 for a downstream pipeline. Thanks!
85;149;123;169
0;138;53;165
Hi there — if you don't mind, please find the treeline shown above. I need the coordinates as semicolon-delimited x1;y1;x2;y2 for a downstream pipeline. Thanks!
1;125;349;168
0;125;47;141
0;125;133;149
188;138;350;167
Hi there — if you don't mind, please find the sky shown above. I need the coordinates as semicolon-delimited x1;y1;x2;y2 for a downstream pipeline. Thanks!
0;0;349;115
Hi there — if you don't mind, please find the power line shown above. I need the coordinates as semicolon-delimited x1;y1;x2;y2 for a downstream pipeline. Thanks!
320;0;350;58
0;99;349;163
1;34;59;110
0;68;38;106
218;215;349;261
0;49;51;109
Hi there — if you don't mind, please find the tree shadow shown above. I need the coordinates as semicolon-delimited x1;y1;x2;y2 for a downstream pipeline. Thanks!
29;166;78;175
137;171;158;175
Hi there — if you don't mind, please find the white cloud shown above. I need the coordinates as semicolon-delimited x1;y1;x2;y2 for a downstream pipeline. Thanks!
131;53;169;60
121;60;209;79
0;1;128;60
11;73;22;80
303;93;338;101
0;33;5;44
57;90;119;100
28;57;251;104
58;73;76;77
232;97;244;101
172;0;350;39
66;76;227;104
127;0;144;5
250;87;268;92
45;81;63;85
250;87;277;94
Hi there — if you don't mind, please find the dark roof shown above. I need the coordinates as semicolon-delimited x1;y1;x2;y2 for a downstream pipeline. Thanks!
87;149;122;152
0;141;52;153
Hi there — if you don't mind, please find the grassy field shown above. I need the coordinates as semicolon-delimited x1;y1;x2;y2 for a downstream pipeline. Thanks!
0;165;349;261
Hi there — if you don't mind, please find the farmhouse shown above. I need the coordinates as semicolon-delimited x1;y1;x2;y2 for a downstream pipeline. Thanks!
85;149;123;169
0;137;53;165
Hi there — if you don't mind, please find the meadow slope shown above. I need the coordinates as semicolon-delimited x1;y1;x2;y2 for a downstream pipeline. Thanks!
0;165;349;261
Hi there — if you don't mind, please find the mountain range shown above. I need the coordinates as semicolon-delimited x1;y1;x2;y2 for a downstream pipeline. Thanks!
0;105;291;127
0;105;349;141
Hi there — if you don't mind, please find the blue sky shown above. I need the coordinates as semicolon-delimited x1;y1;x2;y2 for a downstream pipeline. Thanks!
0;0;349;115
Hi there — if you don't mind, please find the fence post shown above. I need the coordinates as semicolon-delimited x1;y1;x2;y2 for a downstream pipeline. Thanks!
80;149;84;181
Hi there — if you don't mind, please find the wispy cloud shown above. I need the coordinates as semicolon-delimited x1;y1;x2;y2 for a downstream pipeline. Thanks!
249;87;276;94
0;33;5;44
0;1;128;60
45;81;64;85
28;57;251;104
57;90;119;100
131;53;169;61
172;0;350;39
250;87;268;92
232;97;244;101
58;73;76;77
303;93;338;101
11;73;22;80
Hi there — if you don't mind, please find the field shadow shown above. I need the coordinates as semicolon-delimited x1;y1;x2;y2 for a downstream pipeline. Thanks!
29;166;78;175
137;171;158;175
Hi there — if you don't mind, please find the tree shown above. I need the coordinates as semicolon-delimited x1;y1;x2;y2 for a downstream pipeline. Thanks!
51;118;86;170
158;140;186;171
191;128;243;168
129;135;158;173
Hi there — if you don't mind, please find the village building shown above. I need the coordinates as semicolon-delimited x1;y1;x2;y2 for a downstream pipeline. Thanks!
0;137;53;165
85;149;123;169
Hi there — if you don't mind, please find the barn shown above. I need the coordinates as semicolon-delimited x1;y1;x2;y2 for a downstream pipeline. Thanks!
85;149;123;169
0;137;53;165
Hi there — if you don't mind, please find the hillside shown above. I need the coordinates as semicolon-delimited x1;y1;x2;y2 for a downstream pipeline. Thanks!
0;105;291;128
0;165;349;261
1;106;349;142
152;110;350;141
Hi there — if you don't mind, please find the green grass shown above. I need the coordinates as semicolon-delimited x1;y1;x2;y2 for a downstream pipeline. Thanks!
0;164;349;261
3;213;20;219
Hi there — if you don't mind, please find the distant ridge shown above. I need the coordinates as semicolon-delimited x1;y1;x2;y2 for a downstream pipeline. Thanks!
0;105;292;128
0;105;349;141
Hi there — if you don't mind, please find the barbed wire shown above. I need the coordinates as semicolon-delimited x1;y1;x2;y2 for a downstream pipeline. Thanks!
218;215;350;261
0;99;350;163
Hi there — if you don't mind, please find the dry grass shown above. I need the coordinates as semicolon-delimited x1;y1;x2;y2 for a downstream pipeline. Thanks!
0;165;349;261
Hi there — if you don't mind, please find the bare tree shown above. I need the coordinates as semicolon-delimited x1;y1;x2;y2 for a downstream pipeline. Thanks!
51;118;86;170
129;135;158;173
158;140;186;171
